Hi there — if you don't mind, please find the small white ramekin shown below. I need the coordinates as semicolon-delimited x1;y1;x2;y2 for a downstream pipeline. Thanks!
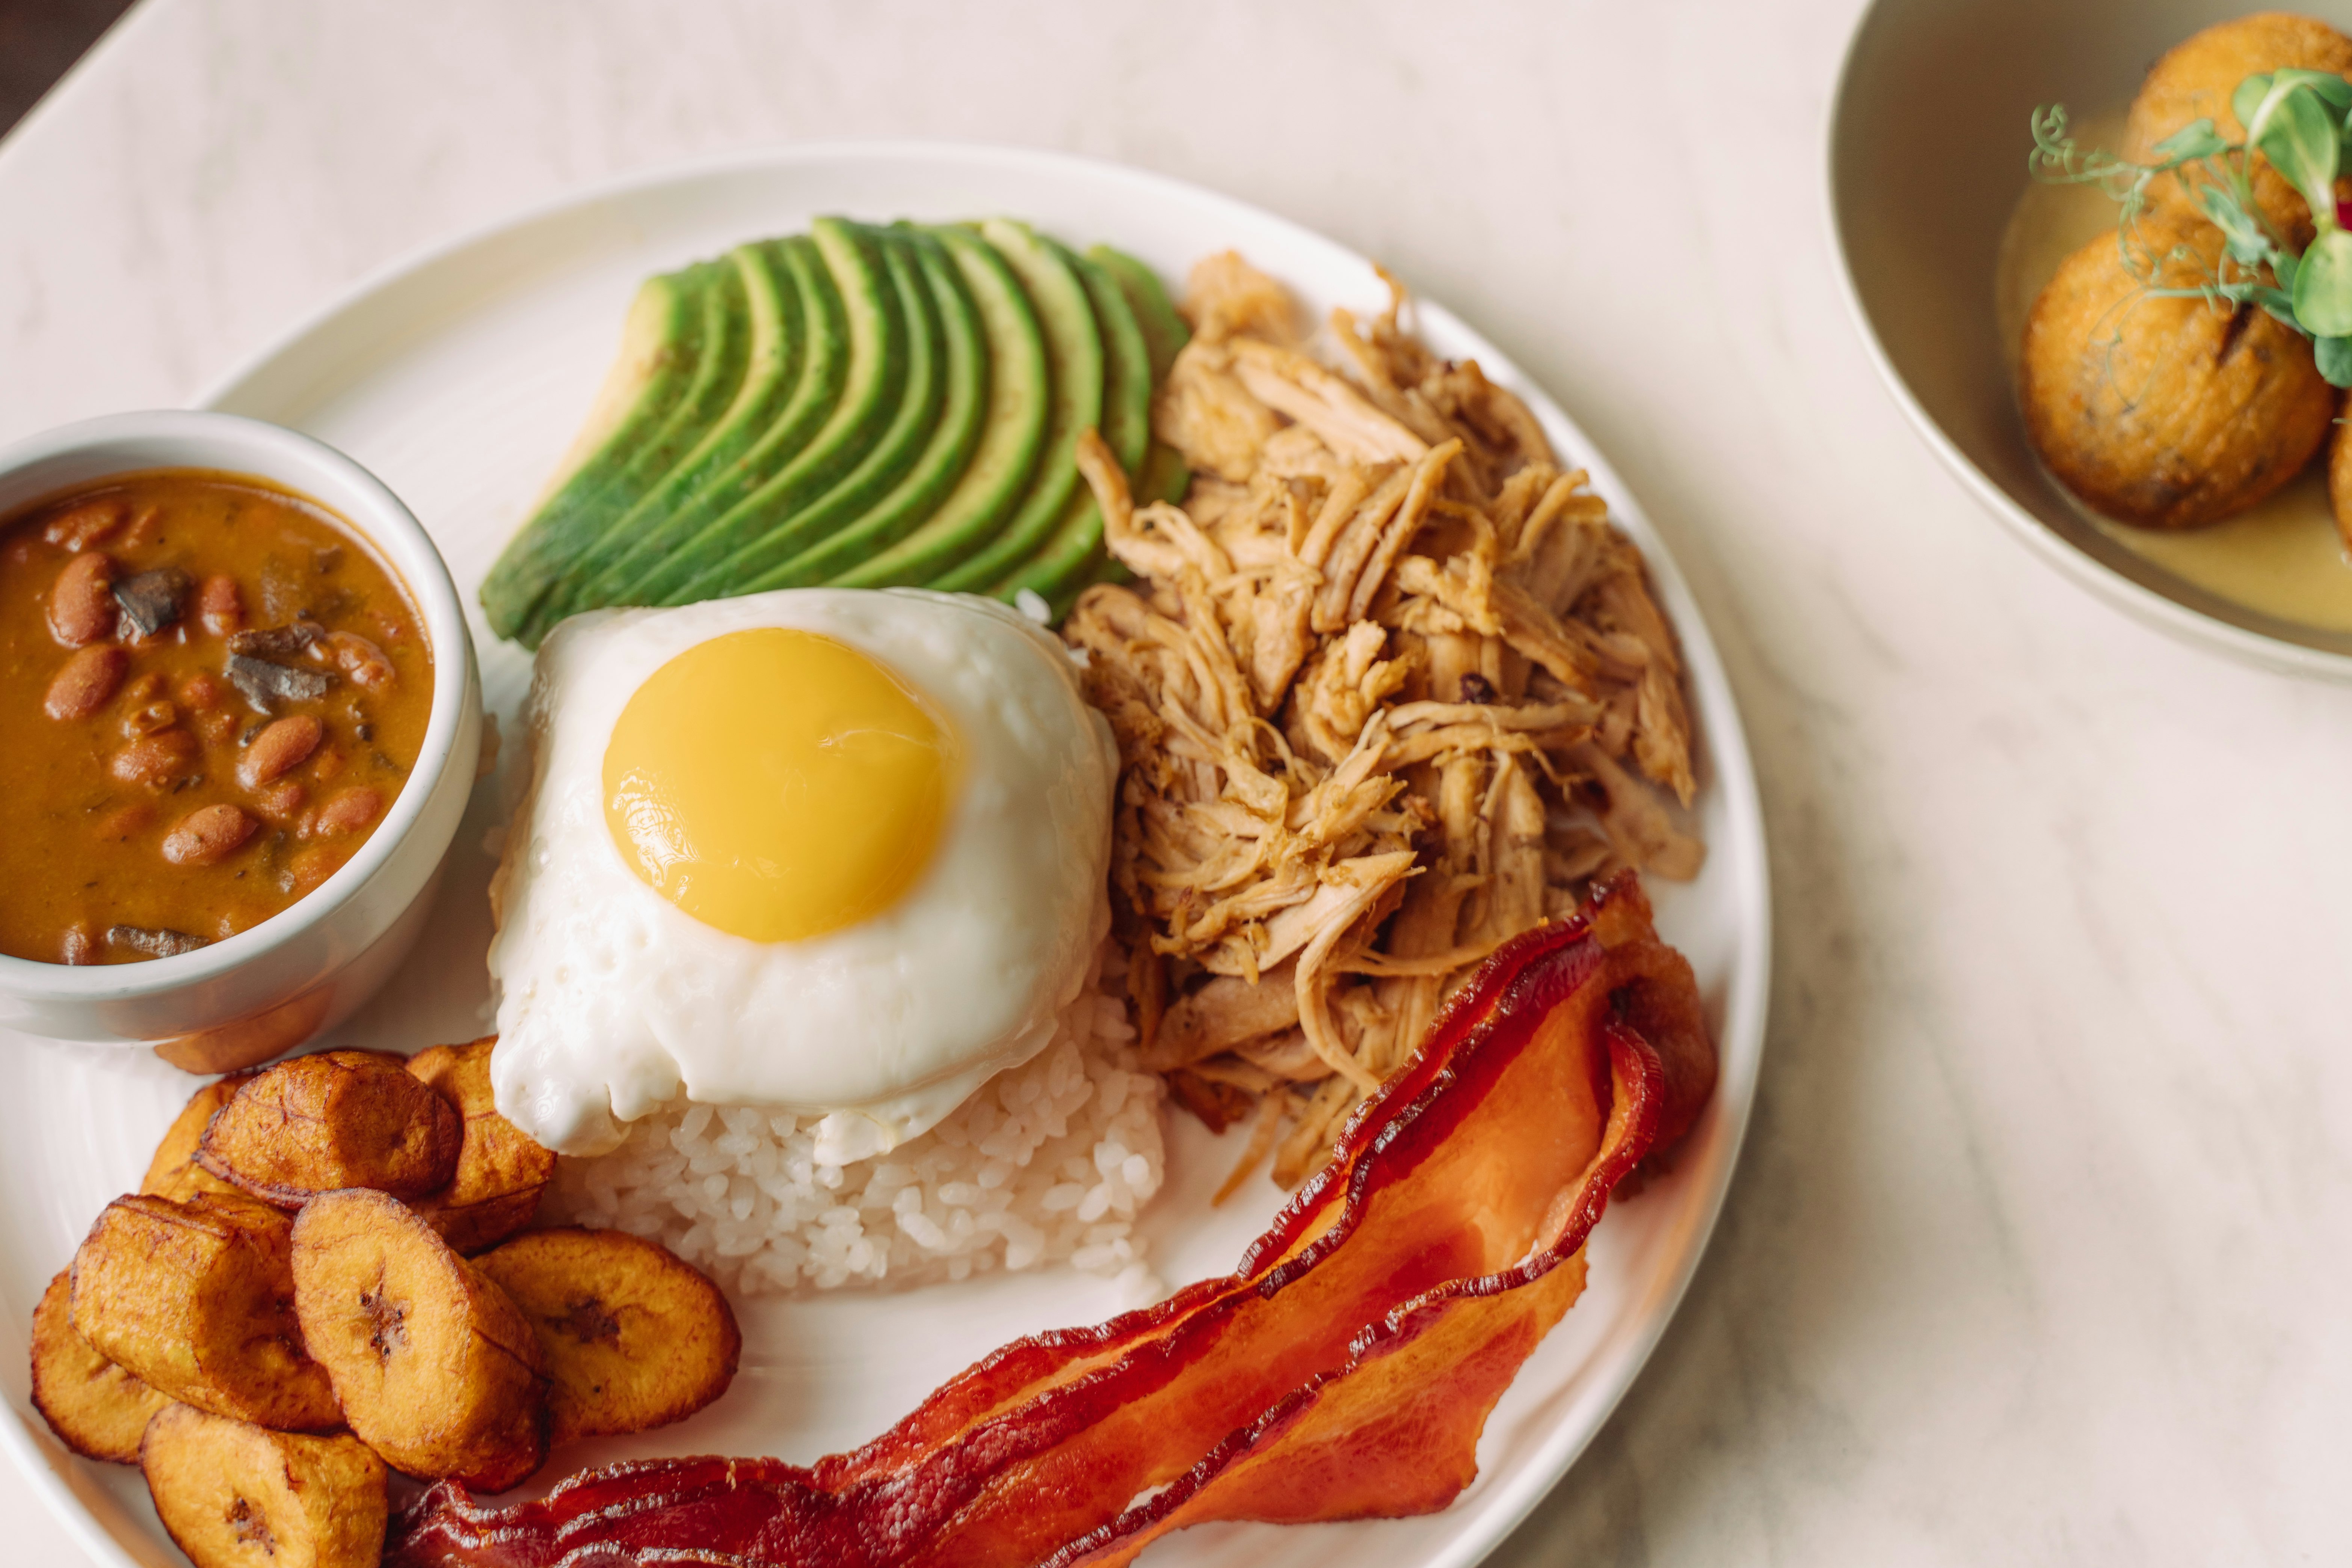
0;411;482;1068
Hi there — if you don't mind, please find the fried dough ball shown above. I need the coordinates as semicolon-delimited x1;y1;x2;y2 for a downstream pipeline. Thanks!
290;1188;547;1492
2019;214;2334;527
405;1038;556;1255
29;1268;168;1464
142;1072;255;1204
474;1228;741;1445
199;1049;461;1206
2124;12;2352;247
70;1193;342;1432
2329;398;2352;549
142;1403;387;1568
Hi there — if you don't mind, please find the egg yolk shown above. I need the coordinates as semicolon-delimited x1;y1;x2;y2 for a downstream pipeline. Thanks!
602;628;958;942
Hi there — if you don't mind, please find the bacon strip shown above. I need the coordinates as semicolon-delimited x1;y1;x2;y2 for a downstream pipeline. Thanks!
389;874;1713;1568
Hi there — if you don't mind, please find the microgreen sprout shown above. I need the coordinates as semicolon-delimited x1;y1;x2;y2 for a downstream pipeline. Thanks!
2032;70;2352;386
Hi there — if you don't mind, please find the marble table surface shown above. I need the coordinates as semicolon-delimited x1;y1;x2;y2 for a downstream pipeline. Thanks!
6;1;2350;1562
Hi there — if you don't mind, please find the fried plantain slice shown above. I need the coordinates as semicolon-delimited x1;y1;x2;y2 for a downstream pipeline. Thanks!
30;1267;168;1464
142;1071;257;1204
291;1188;547;1492
142;1402;387;1568
405;1038;556;1255
198;1050;461;1206
474;1228;740;1445
71;1193;341;1433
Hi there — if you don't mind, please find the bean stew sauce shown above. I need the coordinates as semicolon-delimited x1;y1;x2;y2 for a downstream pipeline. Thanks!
0;471;432;964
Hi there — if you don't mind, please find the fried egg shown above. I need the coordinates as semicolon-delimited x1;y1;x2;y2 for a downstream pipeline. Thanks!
485;589;1118;1162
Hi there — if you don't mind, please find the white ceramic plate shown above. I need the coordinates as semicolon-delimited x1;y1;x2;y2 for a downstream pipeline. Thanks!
0;143;1769;1568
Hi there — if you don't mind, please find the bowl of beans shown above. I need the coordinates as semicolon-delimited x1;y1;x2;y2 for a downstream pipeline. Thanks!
0;410;482;1070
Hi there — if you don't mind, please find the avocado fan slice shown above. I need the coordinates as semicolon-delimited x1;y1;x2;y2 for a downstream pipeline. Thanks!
924;219;1104;595
587;219;912;610
479;261;735;643
1060;243;1194;607
701;226;990;598
664;226;961;602
988;241;1156;609
826;225;1050;591
1091;245;1189;382
546;241;804;604
529;225;860;639
521;229;854;640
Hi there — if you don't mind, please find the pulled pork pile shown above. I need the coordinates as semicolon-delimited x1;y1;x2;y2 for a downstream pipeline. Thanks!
1064;253;1703;1194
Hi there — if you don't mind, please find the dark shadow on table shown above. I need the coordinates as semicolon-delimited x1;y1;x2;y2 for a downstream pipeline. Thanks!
0;0;134;140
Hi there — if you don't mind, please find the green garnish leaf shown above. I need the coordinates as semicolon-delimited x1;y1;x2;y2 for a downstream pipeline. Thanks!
2294;229;2352;335
2234;73;2275;128
2200;182;2284;269
2252;288;2301;326
2248;79;2343;218
2316;334;2352;386
2153;119;2229;163
2270;67;2352;110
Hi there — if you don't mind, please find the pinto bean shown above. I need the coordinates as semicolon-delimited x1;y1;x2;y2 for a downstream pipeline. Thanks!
288;843;343;894
124;700;178;738
41;500;126;551
195;708;239;744
161;804;257;866
239;714;323;788
195;574;243;637
109;730;198;787
253;780;308;821
312;786;383;839
47;553;116;647
177;672;226;710
97;801;157;840
314;630;394;690
311;746;346;782
43;646;129;720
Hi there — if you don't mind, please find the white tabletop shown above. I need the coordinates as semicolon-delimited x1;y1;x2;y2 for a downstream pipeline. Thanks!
7;2;2350;1564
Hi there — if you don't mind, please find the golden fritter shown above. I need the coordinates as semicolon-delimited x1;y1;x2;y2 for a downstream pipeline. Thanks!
2019;215;2334;528
474;1228;740;1445
142;1403;387;1568
2123;13;2352;247
142;1072;255;1204
29;1268;168;1464
2329;396;2352;549
406;1038;556;1255
290;1188;547;1492
198;1049;461;1206
70;1193;342;1432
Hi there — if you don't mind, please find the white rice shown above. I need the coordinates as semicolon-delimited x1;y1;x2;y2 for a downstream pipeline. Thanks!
545;948;1166;1297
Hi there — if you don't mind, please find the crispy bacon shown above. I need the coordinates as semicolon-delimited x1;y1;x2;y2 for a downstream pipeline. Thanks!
388;874;1713;1568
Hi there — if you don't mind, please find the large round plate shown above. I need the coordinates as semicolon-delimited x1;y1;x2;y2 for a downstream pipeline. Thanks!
0;143;1768;1568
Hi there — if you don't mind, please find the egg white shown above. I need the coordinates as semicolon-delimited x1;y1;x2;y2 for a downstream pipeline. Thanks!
485;588;1118;1161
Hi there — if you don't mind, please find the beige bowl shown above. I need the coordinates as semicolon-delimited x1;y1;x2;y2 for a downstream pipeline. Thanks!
1830;0;2352;678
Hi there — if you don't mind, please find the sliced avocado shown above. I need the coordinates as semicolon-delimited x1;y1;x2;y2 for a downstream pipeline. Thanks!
592;219;910;609
479;261;735;643
667;226;967;601
570;240;804;593
924;219;1104;594
989;243;1154;606
828;225;1049;590
1065;245;1193;605
711;226;989;596
1090;244;1190;385
523;228;857;638
1091;244;1193;515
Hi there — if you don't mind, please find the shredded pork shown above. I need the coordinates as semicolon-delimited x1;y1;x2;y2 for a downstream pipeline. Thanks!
1066;253;1703;1194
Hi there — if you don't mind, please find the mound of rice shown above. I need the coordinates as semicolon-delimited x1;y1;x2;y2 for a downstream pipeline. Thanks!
546;948;1165;1297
